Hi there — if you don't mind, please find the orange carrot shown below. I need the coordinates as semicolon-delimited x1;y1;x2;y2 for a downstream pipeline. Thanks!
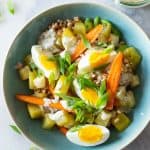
16;94;44;105
106;52;123;110
50;102;66;111
16;95;65;111
59;127;68;135
71;24;103;61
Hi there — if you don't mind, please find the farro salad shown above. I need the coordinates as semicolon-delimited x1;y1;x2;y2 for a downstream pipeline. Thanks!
16;16;141;146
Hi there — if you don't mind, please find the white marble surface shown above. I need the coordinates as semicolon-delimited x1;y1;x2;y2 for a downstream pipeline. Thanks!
0;0;150;149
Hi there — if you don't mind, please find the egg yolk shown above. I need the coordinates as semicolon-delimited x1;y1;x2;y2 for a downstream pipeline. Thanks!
39;54;57;70
81;88;99;106
89;51;109;68
78;125;103;143
63;28;74;37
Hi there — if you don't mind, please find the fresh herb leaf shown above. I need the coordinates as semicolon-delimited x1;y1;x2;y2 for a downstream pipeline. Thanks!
96;80;109;109
81;34;91;49
48;72;55;84
29;62;37;70
70;125;82;132
77;75;97;90
99;80;106;95
97;42;108;48
101;45;114;54
57;93;96;123
9;125;21;135
96;92;108;109
117;44;128;52
37;69;43;77
7;0;15;15
67;63;77;82
57;52;71;75
64;51;71;65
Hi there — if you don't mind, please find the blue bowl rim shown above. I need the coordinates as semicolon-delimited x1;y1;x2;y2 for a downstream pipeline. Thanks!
3;2;150;149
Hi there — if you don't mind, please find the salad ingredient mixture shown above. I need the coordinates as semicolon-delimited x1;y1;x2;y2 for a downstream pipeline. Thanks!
16;16;141;146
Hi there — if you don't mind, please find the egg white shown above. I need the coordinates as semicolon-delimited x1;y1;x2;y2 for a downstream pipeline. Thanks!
78;50;117;74
31;45;59;79
66;124;110;146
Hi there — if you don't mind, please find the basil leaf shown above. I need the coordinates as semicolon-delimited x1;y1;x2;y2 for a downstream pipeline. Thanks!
9;125;21;135
7;0;15;15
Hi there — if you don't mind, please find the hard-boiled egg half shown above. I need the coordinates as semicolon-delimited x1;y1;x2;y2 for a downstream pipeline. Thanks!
31;45;59;80
78;48;117;74
62;28;77;54
73;79;99;107
66;124;110;146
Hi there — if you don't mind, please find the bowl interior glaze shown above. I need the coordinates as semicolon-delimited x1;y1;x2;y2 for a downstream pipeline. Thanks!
3;3;150;150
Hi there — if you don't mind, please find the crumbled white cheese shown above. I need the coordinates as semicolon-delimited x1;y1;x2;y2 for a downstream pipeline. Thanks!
39;29;56;50
43;98;51;107
33;76;46;89
49;110;64;121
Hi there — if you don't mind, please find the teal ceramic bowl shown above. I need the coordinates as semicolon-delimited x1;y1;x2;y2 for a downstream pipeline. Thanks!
3;3;150;150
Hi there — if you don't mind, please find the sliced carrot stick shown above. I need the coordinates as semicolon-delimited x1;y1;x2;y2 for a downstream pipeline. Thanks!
86;24;103;43
50;102;66;111
71;24;103;61
106;52;123;110
16;95;65;111
59;127;68;135
16;94;44;105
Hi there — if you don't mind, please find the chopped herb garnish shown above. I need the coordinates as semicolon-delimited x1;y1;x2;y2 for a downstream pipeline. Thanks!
77;75;97;90
56;93;96;123
37;69;43;77
96;80;109;109
81;34;91;49
9;125;21;135
29;62;37;70
48;72;55;84
101;45;114;54
7;0;15;15
57;51;71;75
70;125;82;132
97;42;108;48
